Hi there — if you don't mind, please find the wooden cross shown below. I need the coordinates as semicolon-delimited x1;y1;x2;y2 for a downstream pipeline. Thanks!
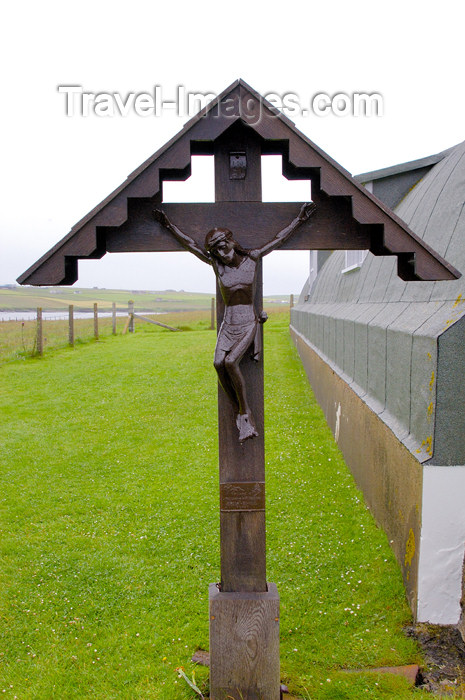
162;124;306;698
18;80;459;700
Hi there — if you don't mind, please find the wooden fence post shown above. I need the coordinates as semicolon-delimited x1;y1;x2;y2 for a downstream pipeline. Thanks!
128;300;135;333
68;304;74;346
112;302;116;335
210;297;215;330
36;307;43;356
290;293;294;309
94;303;99;340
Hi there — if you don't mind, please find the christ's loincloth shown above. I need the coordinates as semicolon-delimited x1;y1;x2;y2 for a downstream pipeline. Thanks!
216;318;262;361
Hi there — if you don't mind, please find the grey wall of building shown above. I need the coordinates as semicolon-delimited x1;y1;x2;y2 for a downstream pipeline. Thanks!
292;138;465;467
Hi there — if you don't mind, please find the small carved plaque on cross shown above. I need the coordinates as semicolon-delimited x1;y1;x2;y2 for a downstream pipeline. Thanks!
220;482;265;511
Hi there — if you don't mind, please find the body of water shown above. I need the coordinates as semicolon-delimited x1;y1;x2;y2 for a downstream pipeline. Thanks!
0;310;151;322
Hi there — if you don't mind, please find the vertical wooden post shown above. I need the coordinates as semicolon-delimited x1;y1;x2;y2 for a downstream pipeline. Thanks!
128;300;135;333
210;297;215;330
93;303;99;340
214;126;267;593
68;304;74;346
36;307;43;356
290;293;294;308
216;267;266;592
112;302;117;335
209;126;280;700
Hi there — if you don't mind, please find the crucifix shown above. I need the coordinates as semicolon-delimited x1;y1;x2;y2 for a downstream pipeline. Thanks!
153;201;315;443
153;127;316;699
18;80;459;700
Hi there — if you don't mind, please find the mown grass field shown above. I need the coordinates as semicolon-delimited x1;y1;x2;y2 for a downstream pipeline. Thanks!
0;311;423;698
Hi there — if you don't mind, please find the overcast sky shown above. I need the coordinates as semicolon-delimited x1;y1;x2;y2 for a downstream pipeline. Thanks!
2;1;464;296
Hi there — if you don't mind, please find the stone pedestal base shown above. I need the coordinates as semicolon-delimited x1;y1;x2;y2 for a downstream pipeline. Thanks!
209;582;280;700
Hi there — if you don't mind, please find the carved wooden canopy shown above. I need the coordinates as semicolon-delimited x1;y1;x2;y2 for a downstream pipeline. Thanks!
18;79;460;286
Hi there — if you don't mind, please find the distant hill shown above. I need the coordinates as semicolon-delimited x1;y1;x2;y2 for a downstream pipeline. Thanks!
0;287;290;312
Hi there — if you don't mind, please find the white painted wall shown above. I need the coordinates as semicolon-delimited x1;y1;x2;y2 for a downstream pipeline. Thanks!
417;465;465;623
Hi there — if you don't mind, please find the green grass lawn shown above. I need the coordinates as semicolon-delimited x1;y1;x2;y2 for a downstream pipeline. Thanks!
0;313;423;698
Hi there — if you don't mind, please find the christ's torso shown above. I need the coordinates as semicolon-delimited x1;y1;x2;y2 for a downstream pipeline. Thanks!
214;254;257;308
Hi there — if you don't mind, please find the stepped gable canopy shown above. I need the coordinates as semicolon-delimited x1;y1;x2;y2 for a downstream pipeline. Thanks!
18;79;460;286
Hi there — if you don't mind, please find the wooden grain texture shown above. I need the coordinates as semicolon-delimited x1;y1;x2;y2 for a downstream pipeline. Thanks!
214;122;262;202
68;304;74;346
209;583;280;700
133;313;179;331
36;307;43;356
104;198;366;253
128;301;134;333
220;512;266;593
93;303;98;340
210;297;215;330
122;315;132;335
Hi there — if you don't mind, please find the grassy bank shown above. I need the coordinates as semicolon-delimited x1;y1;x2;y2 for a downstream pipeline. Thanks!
0;314;421;698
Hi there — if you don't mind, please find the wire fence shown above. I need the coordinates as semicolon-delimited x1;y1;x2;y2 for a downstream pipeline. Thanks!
0;304;128;364
1;296;291;365
0;299;219;364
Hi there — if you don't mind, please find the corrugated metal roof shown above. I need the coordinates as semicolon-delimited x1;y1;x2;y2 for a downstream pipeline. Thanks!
355;146;456;183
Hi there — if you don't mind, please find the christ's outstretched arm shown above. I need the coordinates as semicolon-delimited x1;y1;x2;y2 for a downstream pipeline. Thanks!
153;209;211;264
251;202;316;259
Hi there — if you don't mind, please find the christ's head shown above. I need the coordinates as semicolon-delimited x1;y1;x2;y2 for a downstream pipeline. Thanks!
205;228;237;264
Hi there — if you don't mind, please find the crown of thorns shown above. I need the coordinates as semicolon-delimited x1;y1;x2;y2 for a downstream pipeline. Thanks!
205;227;233;252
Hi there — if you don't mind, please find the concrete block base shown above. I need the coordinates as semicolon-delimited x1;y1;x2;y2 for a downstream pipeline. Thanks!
209;582;280;700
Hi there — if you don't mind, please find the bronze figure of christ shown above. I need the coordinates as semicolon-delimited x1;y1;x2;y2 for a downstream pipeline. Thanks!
153;202;316;442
